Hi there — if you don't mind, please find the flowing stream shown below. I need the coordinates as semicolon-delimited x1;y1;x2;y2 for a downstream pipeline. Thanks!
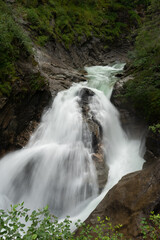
0;63;145;222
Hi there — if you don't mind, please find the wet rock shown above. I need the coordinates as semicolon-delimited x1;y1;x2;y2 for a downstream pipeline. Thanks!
34;46;87;96
144;130;160;167
111;75;147;140
111;73;159;167
78;88;109;192
0;89;51;157
79;88;95;105
85;160;160;239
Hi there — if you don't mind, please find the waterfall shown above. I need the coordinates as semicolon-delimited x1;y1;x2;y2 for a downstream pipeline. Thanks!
0;63;145;221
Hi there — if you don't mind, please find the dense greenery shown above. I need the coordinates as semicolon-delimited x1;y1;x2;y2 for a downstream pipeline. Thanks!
124;0;160;124
16;0;149;47
0;203;160;239
0;1;33;96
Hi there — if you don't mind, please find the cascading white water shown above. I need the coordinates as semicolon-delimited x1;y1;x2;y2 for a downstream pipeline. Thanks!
0;63;145;222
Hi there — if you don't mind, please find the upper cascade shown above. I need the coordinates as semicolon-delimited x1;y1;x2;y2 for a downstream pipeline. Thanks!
0;63;144;222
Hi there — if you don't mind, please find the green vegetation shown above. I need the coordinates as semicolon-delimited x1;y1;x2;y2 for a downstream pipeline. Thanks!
0;203;160;239
16;0;149;47
0;0;33;96
149;123;160;134
124;0;160;124
140;211;160;239
0;203;123;239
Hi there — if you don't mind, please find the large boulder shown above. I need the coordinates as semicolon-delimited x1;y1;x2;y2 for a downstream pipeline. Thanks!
85;160;160;239
78;88;109;193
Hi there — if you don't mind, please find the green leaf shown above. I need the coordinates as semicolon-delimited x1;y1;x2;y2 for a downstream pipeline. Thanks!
44;205;48;210
25;215;29;222
32;234;37;239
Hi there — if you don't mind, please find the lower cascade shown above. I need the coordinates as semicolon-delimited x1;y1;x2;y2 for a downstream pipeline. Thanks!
0;63;145;222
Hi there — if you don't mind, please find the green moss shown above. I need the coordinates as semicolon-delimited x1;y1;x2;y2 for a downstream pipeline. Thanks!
36;35;49;46
0;82;12;97
124;0;160;124
29;73;46;91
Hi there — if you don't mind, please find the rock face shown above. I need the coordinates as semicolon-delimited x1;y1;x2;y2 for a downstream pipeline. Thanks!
144;130;160;167
86;160;160;239
78;88;109;193
34;46;87;96
111;74;147;140
0;89;51;157
111;70;160;167
45;38;129;69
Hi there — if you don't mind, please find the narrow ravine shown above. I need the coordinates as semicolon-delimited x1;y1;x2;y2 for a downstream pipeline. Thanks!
0;63;145;224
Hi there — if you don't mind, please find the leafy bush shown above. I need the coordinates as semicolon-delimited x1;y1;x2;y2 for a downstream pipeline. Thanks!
0;203;123;240
141;212;160;239
149;123;160;134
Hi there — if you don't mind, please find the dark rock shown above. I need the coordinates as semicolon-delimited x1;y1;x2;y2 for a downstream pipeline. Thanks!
111;75;147;140
85;160;160;239
145;130;160;158
78;88;95;105
78;88;109;192
111;71;160;169
115;73;123;78
144;130;160;167
0;89;51;157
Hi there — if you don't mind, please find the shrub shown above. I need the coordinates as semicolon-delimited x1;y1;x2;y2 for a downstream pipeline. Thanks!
140;212;160;239
149;123;160;134
0;203;124;240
